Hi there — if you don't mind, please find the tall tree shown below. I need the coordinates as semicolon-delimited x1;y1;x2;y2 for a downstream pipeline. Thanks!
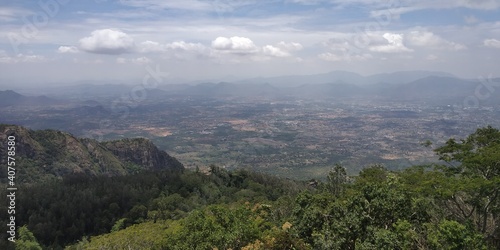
326;164;348;196
434;126;500;242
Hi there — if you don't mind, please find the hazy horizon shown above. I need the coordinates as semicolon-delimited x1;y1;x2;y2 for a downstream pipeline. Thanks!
1;1;500;87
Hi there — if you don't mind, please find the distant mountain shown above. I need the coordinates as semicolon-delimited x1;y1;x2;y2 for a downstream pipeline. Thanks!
0;125;184;183
366;71;456;85
6;70;492;102
162;74;489;102
37;84;135;100
237;70;456;87
238;70;368;87
0;90;60;107
293;81;365;98
384;76;476;100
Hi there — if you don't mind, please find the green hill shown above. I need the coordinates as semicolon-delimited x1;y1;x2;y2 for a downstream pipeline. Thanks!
0;124;183;183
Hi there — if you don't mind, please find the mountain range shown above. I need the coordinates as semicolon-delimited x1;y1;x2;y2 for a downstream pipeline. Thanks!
3;70;500;104
171;72;499;103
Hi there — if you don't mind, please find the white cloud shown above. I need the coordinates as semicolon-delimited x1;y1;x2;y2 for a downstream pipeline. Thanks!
407;31;466;50
79;29;135;55
484;38;500;48
262;45;290;57
58;46;79;54
369;33;413;53
139;41;164;53
211;36;259;54
139;40;206;53
277;41;303;51
262;41;303;57
165;41;206;52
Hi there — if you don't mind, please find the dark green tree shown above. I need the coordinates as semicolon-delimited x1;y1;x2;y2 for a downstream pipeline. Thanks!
326;164;348;196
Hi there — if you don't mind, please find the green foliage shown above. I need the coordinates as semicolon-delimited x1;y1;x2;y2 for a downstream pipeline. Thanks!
70;221;168;249
4;167;305;248
15;226;42;250
426;220;487;250
164;204;268;249
5;126;500;249
110;218;126;233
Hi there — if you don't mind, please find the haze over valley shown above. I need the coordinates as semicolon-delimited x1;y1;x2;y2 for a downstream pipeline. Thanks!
2;70;499;178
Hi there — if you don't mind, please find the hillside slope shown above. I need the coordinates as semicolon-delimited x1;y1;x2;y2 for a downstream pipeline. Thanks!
0;124;183;182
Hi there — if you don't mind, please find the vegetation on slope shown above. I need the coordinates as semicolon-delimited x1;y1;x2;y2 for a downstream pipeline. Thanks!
0;124;183;183
0;126;499;249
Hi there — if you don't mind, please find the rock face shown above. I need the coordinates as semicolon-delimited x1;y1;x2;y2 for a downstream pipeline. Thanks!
102;138;183;171
0;124;183;182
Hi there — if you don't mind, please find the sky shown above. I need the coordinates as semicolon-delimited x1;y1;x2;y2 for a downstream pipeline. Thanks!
1;0;500;86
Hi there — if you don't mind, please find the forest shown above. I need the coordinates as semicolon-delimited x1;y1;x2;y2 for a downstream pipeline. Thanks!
1;126;499;249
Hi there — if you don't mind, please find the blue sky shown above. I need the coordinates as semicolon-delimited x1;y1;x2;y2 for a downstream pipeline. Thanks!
1;0;500;85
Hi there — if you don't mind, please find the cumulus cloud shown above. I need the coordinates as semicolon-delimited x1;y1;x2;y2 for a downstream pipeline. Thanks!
407;31;466;50
484;38;500;48
262;41;303;57
211;36;259;54
57;46;79;53
139;40;206;53
79;29;135;55
369;33;413;53
262;45;290;57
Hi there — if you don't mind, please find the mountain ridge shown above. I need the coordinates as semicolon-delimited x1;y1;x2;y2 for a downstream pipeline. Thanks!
0;124;184;183
0;90;60;107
